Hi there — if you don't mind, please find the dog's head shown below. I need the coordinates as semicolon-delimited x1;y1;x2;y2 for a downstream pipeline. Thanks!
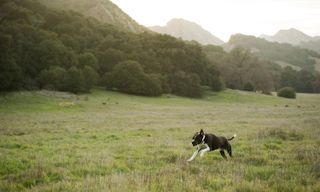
191;129;205;146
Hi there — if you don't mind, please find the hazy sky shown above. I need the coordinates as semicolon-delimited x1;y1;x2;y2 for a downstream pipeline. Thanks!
110;0;320;42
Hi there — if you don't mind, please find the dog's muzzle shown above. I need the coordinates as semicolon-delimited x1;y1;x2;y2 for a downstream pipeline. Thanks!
192;141;197;146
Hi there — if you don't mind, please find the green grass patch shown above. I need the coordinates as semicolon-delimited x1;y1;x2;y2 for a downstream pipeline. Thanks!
0;89;319;191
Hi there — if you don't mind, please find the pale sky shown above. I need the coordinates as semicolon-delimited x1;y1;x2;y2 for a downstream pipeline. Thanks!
110;0;320;42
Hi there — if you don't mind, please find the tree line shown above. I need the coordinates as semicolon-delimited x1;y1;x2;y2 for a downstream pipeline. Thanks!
203;45;320;93
1;0;319;97
228;34;320;71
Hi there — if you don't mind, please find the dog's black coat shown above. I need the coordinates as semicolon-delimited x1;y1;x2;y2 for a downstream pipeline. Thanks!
191;129;235;160
204;133;234;159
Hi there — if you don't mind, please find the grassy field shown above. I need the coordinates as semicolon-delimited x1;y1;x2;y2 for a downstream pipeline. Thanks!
0;89;319;191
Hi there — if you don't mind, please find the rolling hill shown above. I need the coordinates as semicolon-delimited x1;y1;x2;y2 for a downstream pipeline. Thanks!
260;28;320;54
149;18;224;45
38;0;147;33
227;34;320;71
260;28;313;45
299;40;320;54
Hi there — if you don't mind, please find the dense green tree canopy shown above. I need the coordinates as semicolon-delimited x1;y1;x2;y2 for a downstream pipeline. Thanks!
0;0;221;96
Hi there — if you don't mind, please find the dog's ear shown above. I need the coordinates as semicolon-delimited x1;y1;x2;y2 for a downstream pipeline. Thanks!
200;129;204;135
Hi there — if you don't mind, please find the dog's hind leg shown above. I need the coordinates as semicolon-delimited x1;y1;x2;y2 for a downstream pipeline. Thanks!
219;150;227;160
226;143;232;157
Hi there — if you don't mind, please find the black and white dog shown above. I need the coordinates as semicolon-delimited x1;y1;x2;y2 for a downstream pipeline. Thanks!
187;129;236;161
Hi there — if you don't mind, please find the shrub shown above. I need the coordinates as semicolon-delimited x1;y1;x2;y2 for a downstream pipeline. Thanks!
262;90;272;95
209;76;224;91
277;87;296;99
38;66;67;91
243;82;255;91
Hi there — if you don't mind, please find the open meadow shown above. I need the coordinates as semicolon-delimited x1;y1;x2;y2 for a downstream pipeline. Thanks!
0;89;319;191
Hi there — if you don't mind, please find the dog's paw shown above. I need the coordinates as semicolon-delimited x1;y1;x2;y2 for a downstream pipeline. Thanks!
187;158;193;162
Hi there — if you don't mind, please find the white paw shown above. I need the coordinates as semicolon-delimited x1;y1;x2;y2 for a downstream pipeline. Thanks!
187;158;193;162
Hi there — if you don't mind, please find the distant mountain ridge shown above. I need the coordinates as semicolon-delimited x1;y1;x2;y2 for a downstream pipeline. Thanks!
149;18;224;45
260;28;314;45
260;28;320;53
38;0;147;33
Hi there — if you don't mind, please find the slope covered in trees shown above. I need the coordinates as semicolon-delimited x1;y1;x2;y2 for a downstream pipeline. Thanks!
0;0;222;97
299;40;320;54
38;0;147;33
204;45;320;93
228;34;320;71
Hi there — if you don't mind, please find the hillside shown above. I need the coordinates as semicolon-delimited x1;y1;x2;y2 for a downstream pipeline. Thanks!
0;0;224;97
149;18;224;45
299;40;320;54
260;28;313;45
38;0;147;33
228;34;320;71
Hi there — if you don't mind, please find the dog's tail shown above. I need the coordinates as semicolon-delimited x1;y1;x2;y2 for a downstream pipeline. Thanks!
228;134;237;141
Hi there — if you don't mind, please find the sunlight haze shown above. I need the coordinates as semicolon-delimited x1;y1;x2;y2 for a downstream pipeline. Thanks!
110;0;320;41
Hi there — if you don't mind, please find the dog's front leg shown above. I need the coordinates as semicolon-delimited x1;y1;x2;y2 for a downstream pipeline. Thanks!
187;146;201;162
200;144;210;157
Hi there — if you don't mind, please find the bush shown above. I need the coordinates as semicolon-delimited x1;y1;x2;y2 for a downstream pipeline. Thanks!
243;82;255;91
209;76;224;91
38;66;67;91
277;87;296;99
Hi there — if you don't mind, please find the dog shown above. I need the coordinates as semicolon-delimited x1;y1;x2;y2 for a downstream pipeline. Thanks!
187;129;236;161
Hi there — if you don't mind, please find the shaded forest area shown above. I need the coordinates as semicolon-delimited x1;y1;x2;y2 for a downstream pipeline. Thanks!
1;0;320;96
228;34;320;71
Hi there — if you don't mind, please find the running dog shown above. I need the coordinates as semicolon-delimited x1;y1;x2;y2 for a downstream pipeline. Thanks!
187;129;236;161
